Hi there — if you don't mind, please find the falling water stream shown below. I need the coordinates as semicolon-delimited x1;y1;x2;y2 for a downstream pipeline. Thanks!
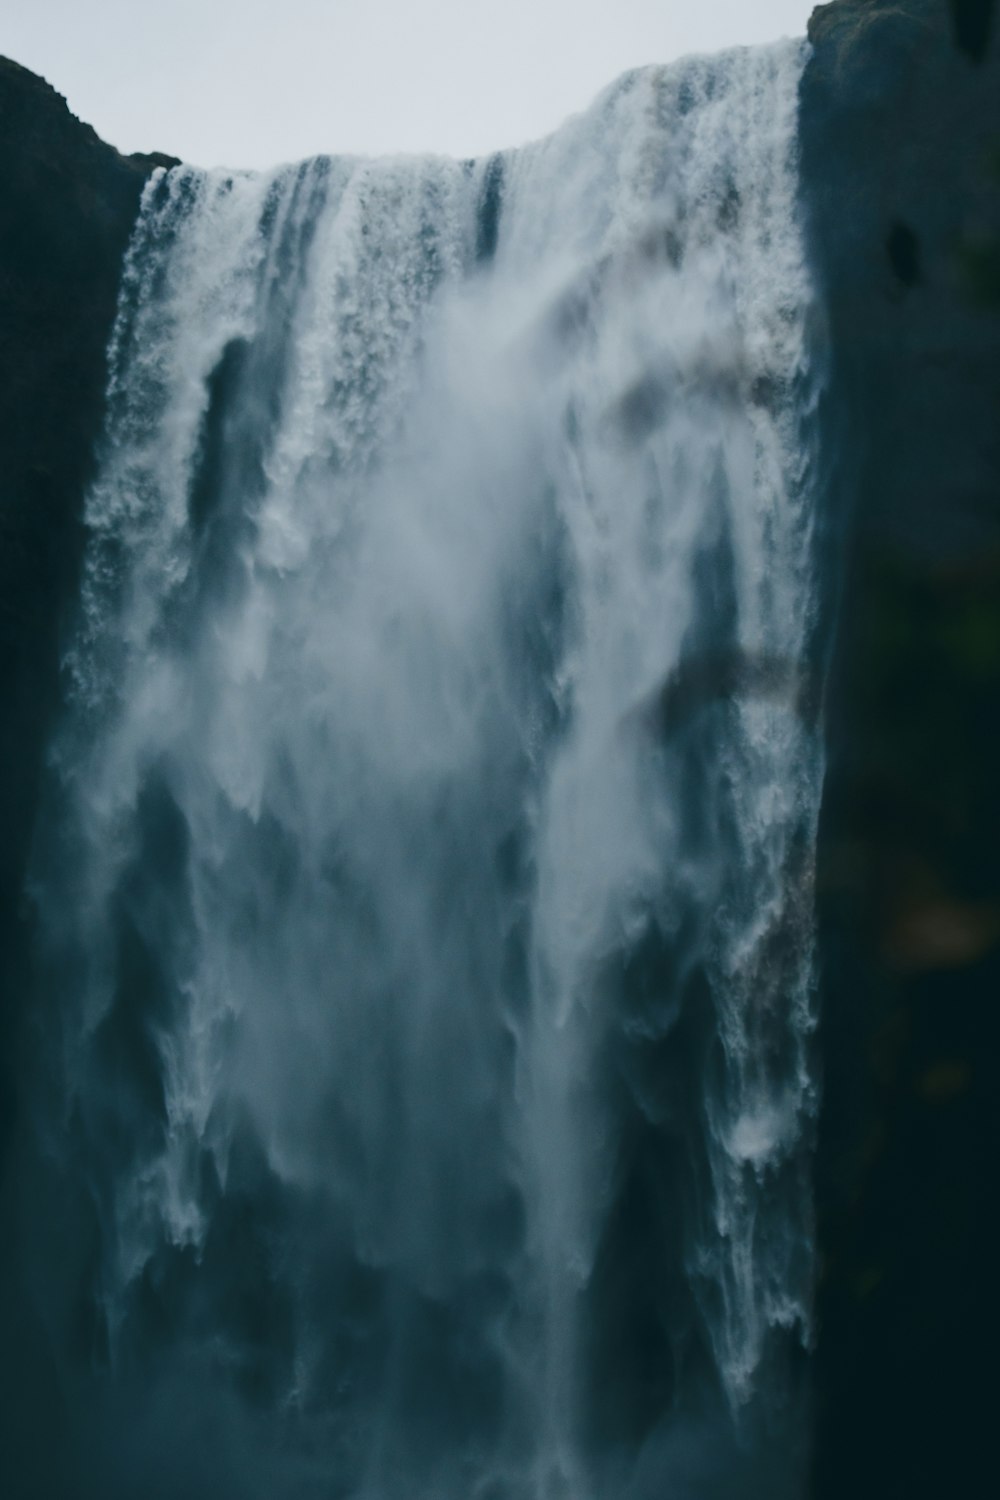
27;39;823;1500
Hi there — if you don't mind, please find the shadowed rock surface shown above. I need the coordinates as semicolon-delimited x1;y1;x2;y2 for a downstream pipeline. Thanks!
0;54;176;1482
0;58;175;1045
801;3;1000;1496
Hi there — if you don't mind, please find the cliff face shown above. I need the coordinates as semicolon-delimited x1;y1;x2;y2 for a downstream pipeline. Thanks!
801;3;1000;1496
0;62;176;1479
0;58;174;1149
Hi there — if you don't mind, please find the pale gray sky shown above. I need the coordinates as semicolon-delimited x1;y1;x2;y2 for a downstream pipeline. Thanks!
4;1;816;167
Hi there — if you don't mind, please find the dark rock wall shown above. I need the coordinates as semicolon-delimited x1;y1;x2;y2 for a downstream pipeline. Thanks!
0;60;177;1486
0;57;174;1147
801;3;1000;1495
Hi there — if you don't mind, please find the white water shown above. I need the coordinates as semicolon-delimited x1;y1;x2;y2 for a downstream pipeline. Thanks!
35;39;822;1500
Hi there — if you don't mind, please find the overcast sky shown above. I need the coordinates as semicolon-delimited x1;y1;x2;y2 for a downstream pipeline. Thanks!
5;1;816;167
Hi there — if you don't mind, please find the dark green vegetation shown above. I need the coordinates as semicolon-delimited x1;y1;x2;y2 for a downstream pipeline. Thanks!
802;3;1000;1495
0;4;998;1493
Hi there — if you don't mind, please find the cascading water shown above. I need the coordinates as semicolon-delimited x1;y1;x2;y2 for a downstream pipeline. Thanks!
24;38;823;1500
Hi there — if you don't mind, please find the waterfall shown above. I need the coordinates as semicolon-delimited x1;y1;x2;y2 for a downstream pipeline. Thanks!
27;38;822;1500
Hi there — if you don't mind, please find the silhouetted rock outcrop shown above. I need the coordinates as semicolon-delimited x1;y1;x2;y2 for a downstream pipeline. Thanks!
0;56;175;1146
